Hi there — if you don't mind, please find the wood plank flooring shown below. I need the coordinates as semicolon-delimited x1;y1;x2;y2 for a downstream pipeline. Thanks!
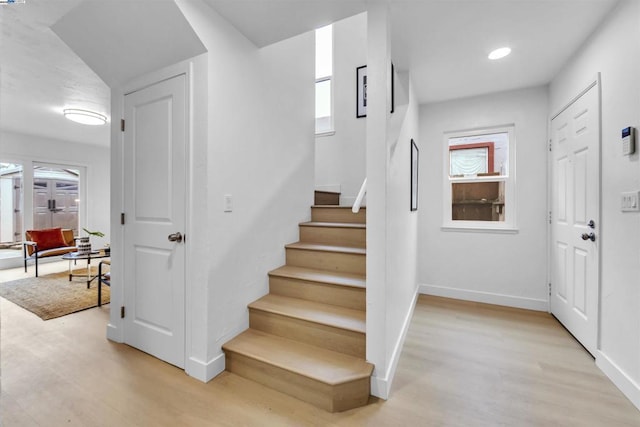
1;262;639;426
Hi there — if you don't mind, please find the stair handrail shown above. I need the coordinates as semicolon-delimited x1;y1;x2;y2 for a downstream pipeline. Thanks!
352;177;367;213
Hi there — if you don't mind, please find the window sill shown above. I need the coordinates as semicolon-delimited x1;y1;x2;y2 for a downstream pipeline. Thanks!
441;225;519;234
315;130;335;138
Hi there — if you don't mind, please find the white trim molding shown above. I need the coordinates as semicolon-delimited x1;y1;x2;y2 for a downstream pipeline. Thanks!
596;351;640;411
370;286;420;399
186;352;226;383
419;283;548;312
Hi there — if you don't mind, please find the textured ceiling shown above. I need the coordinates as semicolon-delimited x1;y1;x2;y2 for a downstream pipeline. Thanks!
0;0;110;146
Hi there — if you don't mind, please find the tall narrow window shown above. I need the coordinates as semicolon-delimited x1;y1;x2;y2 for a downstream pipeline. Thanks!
315;24;333;135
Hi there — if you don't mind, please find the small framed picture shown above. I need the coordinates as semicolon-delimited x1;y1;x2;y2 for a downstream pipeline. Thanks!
356;65;367;118
390;62;395;114
411;139;419;211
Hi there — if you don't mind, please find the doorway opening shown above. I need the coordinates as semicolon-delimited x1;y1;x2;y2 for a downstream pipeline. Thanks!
33;164;80;235
0;163;24;260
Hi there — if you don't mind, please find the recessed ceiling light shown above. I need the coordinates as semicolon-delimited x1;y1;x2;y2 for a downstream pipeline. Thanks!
488;47;511;60
63;109;107;126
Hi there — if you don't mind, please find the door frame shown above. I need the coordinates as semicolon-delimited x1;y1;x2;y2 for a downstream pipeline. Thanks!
108;59;197;375
547;73;602;351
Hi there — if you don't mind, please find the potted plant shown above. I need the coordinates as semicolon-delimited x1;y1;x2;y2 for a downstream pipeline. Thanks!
77;228;105;255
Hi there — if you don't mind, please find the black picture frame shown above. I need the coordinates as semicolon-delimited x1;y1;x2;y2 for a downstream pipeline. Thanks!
411;139;419;211
390;62;395;114
356;65;367;118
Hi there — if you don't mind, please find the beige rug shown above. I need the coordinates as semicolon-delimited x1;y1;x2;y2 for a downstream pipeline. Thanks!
0;270;110;320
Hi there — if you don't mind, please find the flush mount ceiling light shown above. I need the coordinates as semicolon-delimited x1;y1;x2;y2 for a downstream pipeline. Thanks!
488;47;512;60
63;109;107;126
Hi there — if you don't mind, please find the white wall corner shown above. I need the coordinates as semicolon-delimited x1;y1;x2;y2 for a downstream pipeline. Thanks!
186;352;225;383
419;284;548;312
596;351;640;411
370;286;420;400
340;195;356;207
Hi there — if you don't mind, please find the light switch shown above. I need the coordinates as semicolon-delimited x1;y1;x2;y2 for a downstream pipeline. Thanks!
224;194;233;212
621;191;640;212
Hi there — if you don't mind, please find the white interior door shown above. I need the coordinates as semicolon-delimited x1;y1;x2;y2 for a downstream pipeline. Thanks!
550;83;600;356
123;74;187;368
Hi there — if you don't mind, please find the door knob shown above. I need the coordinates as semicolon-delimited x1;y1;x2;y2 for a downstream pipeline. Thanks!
168;232;183;243
581;232;596;242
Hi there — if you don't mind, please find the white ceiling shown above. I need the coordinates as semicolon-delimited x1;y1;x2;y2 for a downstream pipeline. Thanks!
390;0;619;103
52;0;206;89
0;0;110;146
0;0;619;147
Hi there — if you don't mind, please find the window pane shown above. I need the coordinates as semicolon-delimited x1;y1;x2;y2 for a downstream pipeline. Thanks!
316;79;332;133
450;147;488;176
316;79;331;119
0;163;23;248
315;25;332;79
452;181;505;221
448;131;508;177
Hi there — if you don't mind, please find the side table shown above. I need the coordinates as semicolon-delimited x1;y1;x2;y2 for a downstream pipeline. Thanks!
62;250;111;288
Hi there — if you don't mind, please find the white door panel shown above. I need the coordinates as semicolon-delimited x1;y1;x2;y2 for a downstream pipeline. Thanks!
550;84;600;356
123;74;186;368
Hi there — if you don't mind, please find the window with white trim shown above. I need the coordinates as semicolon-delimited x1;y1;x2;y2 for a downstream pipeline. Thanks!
443;126;516;231
315;24;333;135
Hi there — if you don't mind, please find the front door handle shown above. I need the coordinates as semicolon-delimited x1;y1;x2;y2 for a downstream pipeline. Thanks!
168;232;183;243
581;232;596;242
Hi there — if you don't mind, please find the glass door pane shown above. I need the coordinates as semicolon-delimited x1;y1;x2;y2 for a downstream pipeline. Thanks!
0;163;24;259
33;165;80;235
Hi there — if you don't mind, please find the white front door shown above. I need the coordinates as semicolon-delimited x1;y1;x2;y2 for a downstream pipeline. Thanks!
123;74;187;368
550;83;600;356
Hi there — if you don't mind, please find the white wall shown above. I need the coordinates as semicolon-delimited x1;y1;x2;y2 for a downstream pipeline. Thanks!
315;12;367;205
418;86;549;310
550;0;640;409
0;130;110;267
178;0;315;381
366;4;420;399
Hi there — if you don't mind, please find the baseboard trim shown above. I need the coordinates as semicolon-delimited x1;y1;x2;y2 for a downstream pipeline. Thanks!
419;284;548;312
370;286;419;400
596;351;640;411
186;352;225;383
106;323;123;343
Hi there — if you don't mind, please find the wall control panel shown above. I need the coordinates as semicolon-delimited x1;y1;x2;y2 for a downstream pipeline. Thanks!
622;126;635;155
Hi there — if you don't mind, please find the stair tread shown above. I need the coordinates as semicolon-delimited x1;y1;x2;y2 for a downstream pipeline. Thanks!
285;242;366;255
269;265;365;289
223;329;373;385
300;221;366;229
249;294;365;333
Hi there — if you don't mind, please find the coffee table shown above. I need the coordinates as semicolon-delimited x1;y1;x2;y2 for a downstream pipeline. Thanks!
62;251;110;288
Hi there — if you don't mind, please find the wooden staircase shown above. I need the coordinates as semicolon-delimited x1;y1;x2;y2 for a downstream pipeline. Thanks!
222;205;372;412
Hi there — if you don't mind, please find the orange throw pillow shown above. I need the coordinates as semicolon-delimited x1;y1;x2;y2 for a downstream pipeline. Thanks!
29;228;67;251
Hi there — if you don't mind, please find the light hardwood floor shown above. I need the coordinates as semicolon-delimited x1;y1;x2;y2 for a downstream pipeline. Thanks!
1;262;639;426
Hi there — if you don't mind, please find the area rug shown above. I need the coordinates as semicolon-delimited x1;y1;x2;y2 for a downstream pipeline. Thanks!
0;270;110;320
